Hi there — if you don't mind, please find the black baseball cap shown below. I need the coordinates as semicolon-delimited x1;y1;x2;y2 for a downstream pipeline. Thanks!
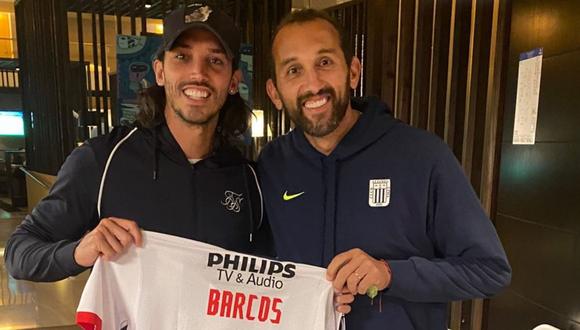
157;2;241;61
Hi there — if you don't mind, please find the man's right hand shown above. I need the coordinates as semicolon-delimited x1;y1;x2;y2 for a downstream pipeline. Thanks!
74;217;142;267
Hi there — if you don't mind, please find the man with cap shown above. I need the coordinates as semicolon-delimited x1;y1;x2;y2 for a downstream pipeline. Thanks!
5;3;266;281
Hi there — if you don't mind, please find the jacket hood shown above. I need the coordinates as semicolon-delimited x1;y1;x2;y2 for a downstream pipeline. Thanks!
135;122;247;181
292;96;399;160
149;122;244;165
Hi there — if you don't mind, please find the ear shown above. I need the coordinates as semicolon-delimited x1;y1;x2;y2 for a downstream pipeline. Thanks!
229;69;242;94
348;56;362;90
266;79;284;111
153;59;165;86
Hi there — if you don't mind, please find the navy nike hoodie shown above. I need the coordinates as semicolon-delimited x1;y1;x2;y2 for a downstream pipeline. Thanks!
257;97;511;330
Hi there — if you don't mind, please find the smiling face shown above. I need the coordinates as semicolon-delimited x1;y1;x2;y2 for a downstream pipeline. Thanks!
154;28;239;128
267;18;360;138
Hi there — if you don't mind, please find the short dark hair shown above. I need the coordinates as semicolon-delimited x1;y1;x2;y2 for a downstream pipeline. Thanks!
270;9;353;78
135;55;249;145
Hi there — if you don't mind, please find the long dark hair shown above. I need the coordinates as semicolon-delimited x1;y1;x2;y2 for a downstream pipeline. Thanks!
135;82;250;145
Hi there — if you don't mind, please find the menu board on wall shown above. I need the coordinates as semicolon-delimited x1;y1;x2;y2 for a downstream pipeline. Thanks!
513;48;543;145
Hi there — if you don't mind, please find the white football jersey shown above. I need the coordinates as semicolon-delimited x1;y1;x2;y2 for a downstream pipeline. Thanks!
76;231;342;330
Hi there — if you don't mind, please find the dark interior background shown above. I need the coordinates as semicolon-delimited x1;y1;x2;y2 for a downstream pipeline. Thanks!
488;0;580;329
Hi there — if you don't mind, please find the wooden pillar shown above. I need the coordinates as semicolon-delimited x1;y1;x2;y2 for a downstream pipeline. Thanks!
15;0;75;175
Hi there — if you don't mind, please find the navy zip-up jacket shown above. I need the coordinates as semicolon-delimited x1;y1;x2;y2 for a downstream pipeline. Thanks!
5;123;267;282
258;97;511;329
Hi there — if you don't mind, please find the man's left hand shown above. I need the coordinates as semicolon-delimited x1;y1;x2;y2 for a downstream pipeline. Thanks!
326;248;391;295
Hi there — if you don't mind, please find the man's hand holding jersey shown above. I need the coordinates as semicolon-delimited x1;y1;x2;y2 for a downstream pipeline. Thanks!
74;217;142;267
327;248;392;313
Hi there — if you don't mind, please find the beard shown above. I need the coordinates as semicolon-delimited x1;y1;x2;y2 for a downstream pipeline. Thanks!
282;76;350;138
169;100;219;127
165;80;224;127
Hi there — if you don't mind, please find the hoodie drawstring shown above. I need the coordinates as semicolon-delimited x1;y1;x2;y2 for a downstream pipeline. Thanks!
241;164;254;243
97;127;139;218
153;127;159;181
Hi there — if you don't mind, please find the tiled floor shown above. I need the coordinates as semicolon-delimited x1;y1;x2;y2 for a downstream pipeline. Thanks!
0;207;88;329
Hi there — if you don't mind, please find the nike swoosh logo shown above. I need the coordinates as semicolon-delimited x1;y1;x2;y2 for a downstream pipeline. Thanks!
283;191;305;201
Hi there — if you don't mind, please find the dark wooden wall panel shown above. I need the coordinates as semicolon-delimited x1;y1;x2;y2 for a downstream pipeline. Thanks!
508;0;580;58
381;1;398;109
365;0;398;107
410;0;434;130
534;52;580;142
492;215;580;330
446;0;471;159
497;144;580;233
15;0;76;175
430;1;452;139
462;0;491;187
469;0;493;194
393;0;415;124
495;213;579;317
489;0;580;329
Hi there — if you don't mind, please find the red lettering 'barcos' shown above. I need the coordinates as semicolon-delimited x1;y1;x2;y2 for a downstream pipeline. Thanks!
207;289;283;324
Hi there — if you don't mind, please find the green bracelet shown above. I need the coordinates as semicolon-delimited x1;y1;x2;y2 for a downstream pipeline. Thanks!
366;285;379;299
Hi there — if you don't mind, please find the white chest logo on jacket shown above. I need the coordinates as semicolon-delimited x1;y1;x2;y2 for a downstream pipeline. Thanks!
368;179;391;207
221;190;244;213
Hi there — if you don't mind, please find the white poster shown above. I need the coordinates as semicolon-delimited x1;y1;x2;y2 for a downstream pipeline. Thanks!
513;48;543;145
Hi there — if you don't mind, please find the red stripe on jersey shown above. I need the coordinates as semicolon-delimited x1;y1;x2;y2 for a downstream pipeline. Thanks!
76;311;103;330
